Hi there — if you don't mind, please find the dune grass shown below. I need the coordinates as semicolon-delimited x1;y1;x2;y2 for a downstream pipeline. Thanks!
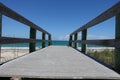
87;49;114;67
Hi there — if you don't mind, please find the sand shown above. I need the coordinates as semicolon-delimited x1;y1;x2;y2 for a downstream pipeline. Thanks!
0;49;29;63
0;47;114;63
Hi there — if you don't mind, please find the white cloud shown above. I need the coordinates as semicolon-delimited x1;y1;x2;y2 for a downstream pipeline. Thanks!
58;35;69;40
57;34;113;41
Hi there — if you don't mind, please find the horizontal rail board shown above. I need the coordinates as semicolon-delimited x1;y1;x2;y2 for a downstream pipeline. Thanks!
70;2;120;35
0;37;50;44
72;39;120;48
0;3;50;35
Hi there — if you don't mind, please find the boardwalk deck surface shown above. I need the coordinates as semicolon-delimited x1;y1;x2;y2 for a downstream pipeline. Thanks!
0;46;120;79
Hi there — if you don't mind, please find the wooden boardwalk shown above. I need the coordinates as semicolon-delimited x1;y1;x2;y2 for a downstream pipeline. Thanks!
0;46;120;79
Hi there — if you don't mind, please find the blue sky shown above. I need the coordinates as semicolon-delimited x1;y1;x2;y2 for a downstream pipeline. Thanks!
0;0;119;40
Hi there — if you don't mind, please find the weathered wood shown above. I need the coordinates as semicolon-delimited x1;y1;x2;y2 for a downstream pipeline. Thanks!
29;28;36;53
0;3;51;53
22;78;39;80
48;35;52;46
0;3;50;35
42;33;45;48
76;39;120;48
74;33;78;49
0;46;120;79
115;13;120;71
0;11;2;62
69;35;72;46
70;2;120;35
0;37;46;44
0;77;11;80
81;29;87;53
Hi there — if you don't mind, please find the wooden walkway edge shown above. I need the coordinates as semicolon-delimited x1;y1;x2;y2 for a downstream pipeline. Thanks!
0;46;120;79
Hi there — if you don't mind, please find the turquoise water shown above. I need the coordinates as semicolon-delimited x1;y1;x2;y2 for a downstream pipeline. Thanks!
1;41;103;47
1;41;68;47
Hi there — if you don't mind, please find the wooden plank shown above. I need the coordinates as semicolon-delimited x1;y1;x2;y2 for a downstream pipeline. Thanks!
0;46;119;79
81;29;87;53
115;13;120;72
29;28;36;53
70;2;120;35
0;37;45;44
76;39;120;48
74;33;78;49
0;3;50;35
42;33;45;48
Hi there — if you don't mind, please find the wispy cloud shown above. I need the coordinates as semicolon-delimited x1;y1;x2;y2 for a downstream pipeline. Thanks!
58;35;69;40
57;34;114;40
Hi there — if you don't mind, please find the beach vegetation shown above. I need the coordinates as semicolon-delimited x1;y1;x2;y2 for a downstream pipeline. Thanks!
87;49;114;67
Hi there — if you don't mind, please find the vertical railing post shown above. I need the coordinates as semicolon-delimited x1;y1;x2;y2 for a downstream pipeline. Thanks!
29;28;36;53
81;29;87;53
115;13;120;71
69;35;72;47
48;34;51;46
0;11;2;62
42;32;45;48
74;33;78;49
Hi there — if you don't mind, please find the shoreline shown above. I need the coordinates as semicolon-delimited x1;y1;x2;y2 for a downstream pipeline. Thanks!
0;46;115;63
0;46;115;53
1;46;115;49
1;47;115;52
1;47;41;50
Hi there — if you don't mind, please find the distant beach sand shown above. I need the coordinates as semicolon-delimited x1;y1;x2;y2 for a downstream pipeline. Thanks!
0;48;29;63
0;47;114;63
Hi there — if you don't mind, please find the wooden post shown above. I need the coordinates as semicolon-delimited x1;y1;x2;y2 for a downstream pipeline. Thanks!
29;28;36;53
74;33;78;49
115;13;120;71
42;32;45;48
69;35;72;47
81;29;87;53
0;11;2;62
48;35;52;46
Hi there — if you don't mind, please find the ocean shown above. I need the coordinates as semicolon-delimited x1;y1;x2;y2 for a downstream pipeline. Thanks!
1;40;103;48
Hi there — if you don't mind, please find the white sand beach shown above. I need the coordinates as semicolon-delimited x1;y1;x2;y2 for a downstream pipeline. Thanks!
0;48;29;63
0;47;114;63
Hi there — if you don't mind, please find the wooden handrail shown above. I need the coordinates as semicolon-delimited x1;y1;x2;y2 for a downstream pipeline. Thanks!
0;3;50;35
70;39;120;48
0;37;51;44
69;1;120;71
0;3;52;54
70;2;120;35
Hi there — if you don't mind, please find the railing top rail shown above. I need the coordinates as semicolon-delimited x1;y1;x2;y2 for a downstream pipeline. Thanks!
0;37;51;44
0;2;51;35
70;1;120;35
